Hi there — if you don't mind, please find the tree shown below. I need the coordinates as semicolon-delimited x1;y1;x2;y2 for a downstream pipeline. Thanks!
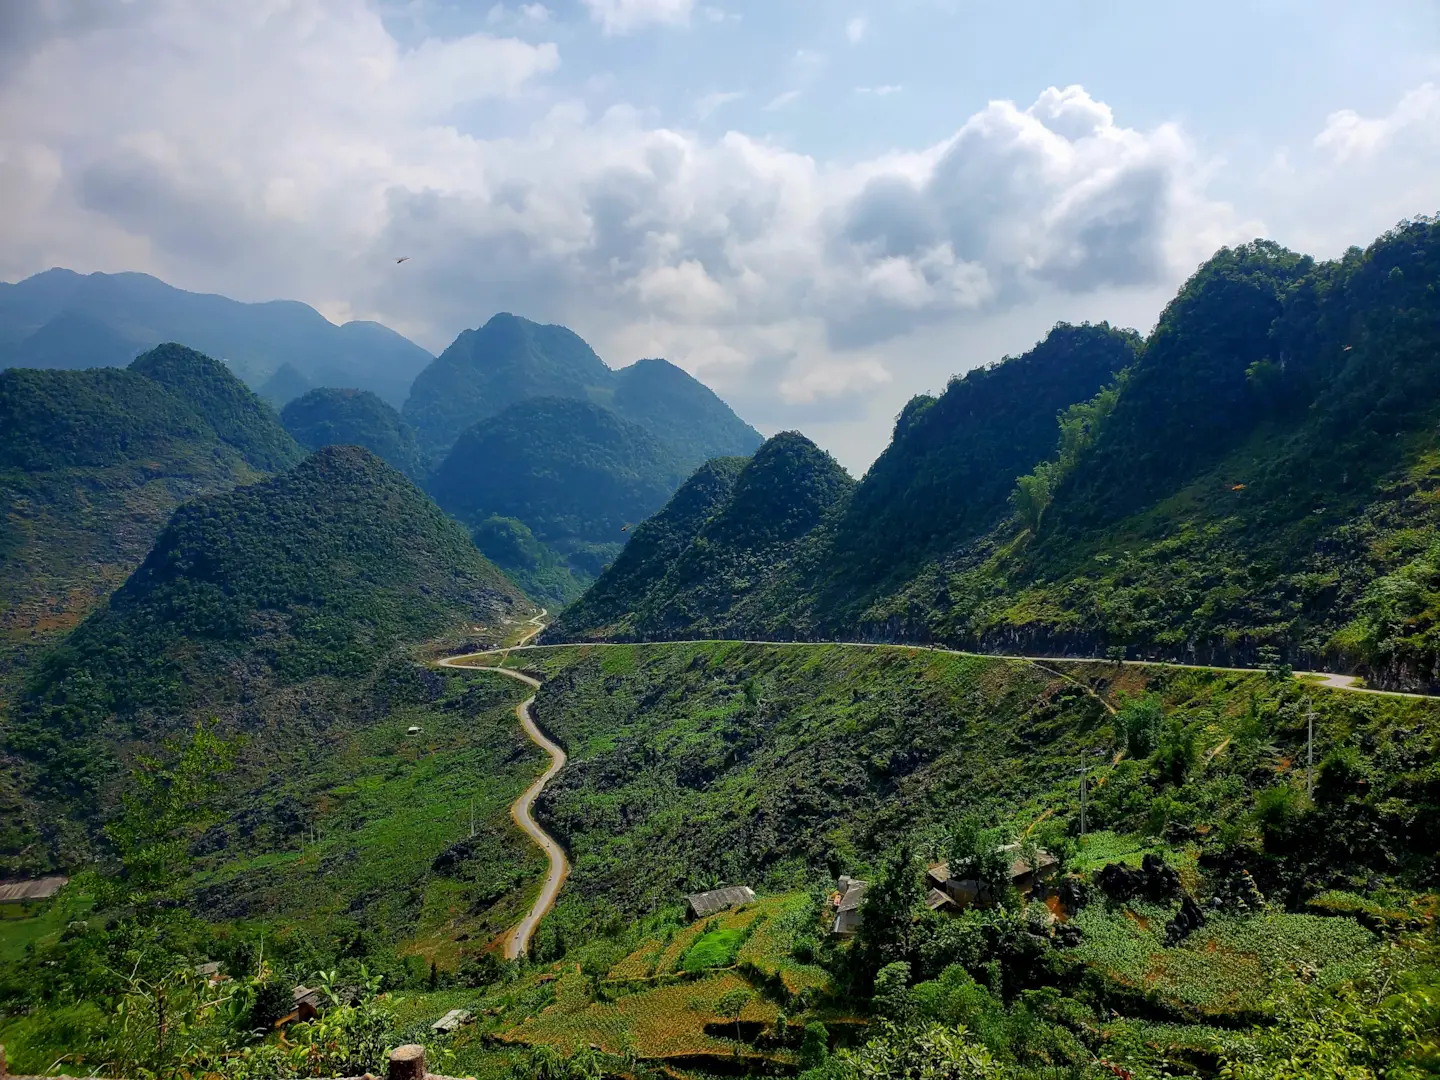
800;1021;831;1069
873;962;913;1022
102;718;242;901
948;816;1009;891
858;840;926;975
717;987;753;1044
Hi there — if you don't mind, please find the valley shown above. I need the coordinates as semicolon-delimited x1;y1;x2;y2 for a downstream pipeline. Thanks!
3;217;1440;1080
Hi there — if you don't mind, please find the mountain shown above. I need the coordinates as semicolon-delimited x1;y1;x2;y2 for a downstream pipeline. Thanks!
428;397;688;592
402;313;762;463
259;361;313;409
281;387;425;480
0;268;433;406
545;432;854;641
0;344;303;650
550;218;1440;689
403;313;613;455
10;445;529;808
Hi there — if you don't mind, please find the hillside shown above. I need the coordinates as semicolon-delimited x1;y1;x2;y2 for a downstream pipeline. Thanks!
428;397;687;593
0;345;303;653
0;268;433;406
554;220;1440;690
545;432;854;641
282;387;425;479
402;313;761;463
5;445;530;865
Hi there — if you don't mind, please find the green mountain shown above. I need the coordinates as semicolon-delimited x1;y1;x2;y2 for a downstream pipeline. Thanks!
402;313;761;463
282;387;425;479
0;268;433;407
259;361;313;409
545;432;854;640
0;345;303;651
428;397;687;591
469;514;580;608
8;445;529;817
552;219;1440;691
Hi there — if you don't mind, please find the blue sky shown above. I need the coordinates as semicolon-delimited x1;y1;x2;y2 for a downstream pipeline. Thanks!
2;0;1437;468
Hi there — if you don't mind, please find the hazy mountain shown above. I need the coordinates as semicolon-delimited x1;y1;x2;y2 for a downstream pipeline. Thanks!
403;313;762;463
0;268;432;406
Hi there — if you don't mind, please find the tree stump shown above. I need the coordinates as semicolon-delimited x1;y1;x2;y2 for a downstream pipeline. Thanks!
388;1043;427;1080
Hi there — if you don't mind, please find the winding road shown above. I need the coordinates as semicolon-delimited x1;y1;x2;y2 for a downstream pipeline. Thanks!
436;609;570;960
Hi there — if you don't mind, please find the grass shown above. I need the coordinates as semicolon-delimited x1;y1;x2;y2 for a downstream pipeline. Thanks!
680;928;745;972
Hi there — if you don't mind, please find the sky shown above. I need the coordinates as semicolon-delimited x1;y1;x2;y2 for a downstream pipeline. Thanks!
1;0;1437;472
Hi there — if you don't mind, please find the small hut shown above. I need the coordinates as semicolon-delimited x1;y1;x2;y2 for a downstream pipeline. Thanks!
832;876;868;935
684;885;755;920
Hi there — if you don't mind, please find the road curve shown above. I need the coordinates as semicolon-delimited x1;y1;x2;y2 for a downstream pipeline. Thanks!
437;610;568;960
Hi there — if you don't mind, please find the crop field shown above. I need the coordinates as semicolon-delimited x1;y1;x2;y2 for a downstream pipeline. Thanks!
734;893;833;999
503;969;784;1062
1070;906;1379;1017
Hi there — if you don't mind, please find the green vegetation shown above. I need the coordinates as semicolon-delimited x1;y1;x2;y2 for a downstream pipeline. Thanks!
555;219;1440;694
281;386;425;479
0;345;300;669
544;432;854;641
429;397;689;583
471;515;587;607
4;444;530;872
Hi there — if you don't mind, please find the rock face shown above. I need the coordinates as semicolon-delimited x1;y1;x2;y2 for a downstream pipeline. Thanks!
1164;894;1208;946
1095;853;1182;903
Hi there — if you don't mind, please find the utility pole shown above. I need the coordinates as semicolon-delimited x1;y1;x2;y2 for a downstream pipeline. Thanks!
469;797;476;839
1078;765;1088;838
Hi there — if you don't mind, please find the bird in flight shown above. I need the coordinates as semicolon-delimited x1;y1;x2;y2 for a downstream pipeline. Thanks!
395;256;410;264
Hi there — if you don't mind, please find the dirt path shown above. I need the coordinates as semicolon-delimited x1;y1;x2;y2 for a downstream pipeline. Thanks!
436;618;569;960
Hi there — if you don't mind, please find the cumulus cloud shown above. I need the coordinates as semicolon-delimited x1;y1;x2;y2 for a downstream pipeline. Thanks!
0;2;1254;464
846;17;867;43
1315;82;1440;163
582;0;693;34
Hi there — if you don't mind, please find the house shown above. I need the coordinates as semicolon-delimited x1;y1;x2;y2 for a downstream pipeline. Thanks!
685;885;755;919
0;875;68;903
926;846;1059;912
432;1008;473;1035
999;844;1059;894
926;888;959;914
193;961;228;986
406;725;422;737
831;875;868;935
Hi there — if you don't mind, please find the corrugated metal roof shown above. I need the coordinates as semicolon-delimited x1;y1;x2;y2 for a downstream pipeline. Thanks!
836;879;868;913
0;875;68;902
685;885;755;917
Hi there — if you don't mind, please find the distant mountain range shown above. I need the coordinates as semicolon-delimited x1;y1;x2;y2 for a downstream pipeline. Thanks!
548;218;1440;692
0;268;433;407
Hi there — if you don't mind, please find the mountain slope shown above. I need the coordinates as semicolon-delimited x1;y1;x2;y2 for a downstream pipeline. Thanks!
0;268;433;406
547;432;854;641
282;387;424;479
0;346;302;647
552;218;1440;689
11;446;529;806
608;358;764;468
428;397;686;585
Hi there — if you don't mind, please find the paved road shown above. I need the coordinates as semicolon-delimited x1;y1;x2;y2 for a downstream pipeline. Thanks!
436;609;568;961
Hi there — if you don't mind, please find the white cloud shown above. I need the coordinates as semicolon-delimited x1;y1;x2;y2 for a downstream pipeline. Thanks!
856;85;903;97
582;0;693;34
0;5;1255;466
696;90;745;119
846;17;867;43
1315;82;1440;163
